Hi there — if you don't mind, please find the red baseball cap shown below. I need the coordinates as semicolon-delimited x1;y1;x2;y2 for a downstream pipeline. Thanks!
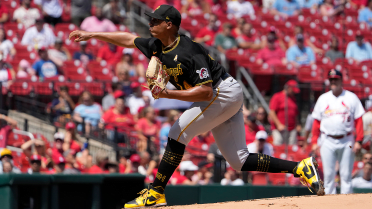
65;122;76;130
286;80;300;93
130;154;141;163
268;26;276;33
356;30;363;37
113;90;125;99
30;154;41;162
53;155;66;164
130;82;141;89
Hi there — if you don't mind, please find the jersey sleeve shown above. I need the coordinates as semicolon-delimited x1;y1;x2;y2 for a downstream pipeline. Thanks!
353;94;366;119
312;97;322;120
133;37;156;59
190;53;213;86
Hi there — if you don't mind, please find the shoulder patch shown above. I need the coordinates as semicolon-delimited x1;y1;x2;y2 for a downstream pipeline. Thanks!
196;68;209;79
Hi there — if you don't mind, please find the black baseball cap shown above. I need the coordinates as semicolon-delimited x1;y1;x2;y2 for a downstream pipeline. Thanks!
328;69;343;79
145;5;181;27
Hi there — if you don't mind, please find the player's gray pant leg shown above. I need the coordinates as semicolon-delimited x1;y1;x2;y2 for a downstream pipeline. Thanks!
320;136;337;194
168;78;249;170
338;136;354;194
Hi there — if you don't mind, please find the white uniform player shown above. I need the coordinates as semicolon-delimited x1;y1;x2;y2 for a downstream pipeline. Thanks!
311;69;365;194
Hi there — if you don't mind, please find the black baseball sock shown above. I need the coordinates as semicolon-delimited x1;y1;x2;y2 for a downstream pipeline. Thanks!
241;153;298;175
152;138;185;192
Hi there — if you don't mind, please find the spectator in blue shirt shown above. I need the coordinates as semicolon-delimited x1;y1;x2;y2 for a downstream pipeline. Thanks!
346;31;372;62
286;34;315;67
73;91;102;135
32;47;59;78
358;0;372;26
297;0;319;8
271;0;300;18
159;110;180;154
72;41;94;63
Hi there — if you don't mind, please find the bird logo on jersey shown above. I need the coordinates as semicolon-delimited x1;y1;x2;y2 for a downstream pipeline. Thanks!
323;102;351;122
196;68;209;79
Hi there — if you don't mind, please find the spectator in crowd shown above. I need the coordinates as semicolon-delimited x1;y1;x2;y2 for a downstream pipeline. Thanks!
210;0;228;16
73;91;102;134
269;80;300;145
0;28;16;60
172;160;199;185
80;7;117;32
0;114;18;148
97;43;124;65
297;0;319;8
221;167;244;185
127;82;147;115
358;0;372;26
0;148;21;173
118;155;130;173
102;83;122;112
271;0;300;18
87;151;108;174
325;36;344;63
256;33;286;66
320;0;345;17
73;41;94;65
159;110;180;153
103;0;126;24
303;105;315;146
100;92;134;142
129;154;141;173
63;149;80;174
136;107;161;154
363;107;372;145
21;138;47;162
0;1;9;23
28;154;42;174
0;52;15;88
32;47;59;79
63;122;82;154
256;106;271;134
207;142;223;163
21;18;56;48
236;22;261;50
106;161;119;173
214;23;237;53
188;131;214;152
34;0;62;26
193;161;213;185
118;70;133;96
71;0;91;26
48;38;71;67
346;31;372;62
115;48;145;80
53;155;66;174
245;114;264;145
247;130;274;156
181;0;211;17
195;14;219;47
51;132;65;159
50;86;76;122
288;26;323;54
13;0;41;28
352;163;372;188
137;151;152;176
286;34;315;67
352;153;372;178
154;0;182;11
227;0;255;18
16;59;35;78
2;160;12;173
231;17;245;38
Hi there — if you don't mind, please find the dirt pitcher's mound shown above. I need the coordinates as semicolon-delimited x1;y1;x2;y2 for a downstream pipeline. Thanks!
160;193;372;209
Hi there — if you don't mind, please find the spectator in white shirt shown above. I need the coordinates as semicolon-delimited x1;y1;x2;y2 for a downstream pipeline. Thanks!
352;163;372;189
247;130;274;156
0;28;16;60
34;0;63;26
21;18;56;48
221;167;245;185
227;0;255;19
13;0;41;28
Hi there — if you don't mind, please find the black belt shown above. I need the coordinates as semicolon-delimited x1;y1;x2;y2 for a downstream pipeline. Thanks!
221;73;231;81
322;132;352;139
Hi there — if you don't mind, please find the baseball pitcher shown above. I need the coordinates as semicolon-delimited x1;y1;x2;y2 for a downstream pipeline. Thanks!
69;5;325;208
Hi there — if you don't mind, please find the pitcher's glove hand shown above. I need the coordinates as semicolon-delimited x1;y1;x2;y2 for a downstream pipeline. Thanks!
146;56;170;99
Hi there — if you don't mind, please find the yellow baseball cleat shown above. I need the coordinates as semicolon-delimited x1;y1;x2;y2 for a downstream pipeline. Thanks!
295;157;325;196
124;184;167;208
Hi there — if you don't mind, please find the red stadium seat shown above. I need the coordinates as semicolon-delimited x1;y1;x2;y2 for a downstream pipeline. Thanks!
34;82;54;95
251;172;269;185
81;83;104;96
272;63;298;76
54;82;84;96
9;81;33;95
298;65;323;83
268;173;286;185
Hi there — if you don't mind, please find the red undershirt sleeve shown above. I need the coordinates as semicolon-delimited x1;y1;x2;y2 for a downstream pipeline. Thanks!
354;117;364;142
311;119;321;145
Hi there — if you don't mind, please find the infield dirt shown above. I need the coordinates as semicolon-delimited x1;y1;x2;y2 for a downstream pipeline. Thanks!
158;193;371;209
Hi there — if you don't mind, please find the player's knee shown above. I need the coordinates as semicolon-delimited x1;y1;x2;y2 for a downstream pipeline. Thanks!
229;161;244;171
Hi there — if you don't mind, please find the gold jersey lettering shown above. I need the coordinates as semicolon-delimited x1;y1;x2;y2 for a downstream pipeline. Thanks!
163;63;183;82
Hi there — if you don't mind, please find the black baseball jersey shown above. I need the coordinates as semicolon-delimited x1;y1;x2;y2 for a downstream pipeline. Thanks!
134;35;226;90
